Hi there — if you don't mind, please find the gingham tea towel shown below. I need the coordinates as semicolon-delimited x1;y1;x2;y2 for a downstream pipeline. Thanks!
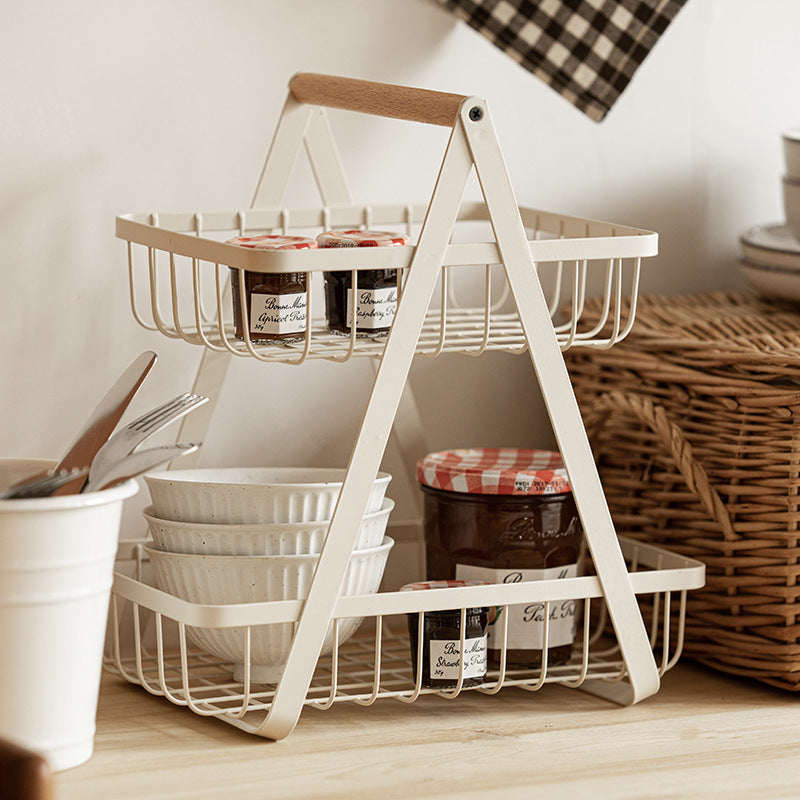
434;0;689;121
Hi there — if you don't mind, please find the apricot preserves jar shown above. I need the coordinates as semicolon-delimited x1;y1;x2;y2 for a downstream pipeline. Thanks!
226;234;316;344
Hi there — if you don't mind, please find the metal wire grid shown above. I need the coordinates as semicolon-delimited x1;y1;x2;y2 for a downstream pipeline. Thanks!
123;205;642;365
104;575;687;737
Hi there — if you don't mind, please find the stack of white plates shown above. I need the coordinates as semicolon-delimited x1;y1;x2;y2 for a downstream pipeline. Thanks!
740;129;800;302
739;223;800;302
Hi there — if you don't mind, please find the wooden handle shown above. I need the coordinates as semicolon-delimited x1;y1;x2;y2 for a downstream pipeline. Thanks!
289;73;467;127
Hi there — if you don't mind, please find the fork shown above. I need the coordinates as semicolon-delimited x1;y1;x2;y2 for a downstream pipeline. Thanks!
82;442;201;493
0;467;90;499
86;393;208;488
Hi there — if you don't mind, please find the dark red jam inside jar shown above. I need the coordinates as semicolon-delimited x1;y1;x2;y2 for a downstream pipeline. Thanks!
316;230;407;338
226;235;316;344
417;448;583;669
401;581;489;689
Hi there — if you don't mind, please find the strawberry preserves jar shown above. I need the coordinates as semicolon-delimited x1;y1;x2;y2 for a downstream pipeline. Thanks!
316;229;406;337
401;580;490;689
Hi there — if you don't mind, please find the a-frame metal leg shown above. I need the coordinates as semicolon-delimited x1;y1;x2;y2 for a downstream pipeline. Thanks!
259;122;475;740
460;99;659;704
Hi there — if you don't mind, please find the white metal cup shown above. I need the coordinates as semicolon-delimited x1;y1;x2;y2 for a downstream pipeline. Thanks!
0;458;137;772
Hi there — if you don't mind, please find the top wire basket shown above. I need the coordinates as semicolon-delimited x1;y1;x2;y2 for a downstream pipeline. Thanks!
118;201;655;365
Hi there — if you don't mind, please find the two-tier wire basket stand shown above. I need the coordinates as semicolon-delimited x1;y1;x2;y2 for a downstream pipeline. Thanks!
106;73;705;740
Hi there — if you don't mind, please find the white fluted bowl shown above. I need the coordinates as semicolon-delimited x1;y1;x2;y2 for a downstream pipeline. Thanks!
145;537;393;683
143;467;392;524
143;498;394;555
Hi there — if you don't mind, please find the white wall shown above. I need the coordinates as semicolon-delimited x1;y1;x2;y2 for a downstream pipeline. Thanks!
2;0;798;572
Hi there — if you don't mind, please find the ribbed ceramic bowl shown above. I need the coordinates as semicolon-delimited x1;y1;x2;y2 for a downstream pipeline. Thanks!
143;498;394;555
145;537;393;683
143;467;392;524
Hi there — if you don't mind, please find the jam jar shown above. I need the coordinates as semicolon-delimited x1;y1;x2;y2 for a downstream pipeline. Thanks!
418;448;583;669
226;234;316;344
316;230;407;337
400;580;489;689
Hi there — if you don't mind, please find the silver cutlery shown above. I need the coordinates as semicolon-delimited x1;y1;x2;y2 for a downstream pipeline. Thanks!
51;351;158;494
0;468;90;499
86;393;208;489
82;443;201;493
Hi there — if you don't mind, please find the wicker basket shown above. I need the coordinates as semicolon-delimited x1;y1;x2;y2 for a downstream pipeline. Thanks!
566;291;800;690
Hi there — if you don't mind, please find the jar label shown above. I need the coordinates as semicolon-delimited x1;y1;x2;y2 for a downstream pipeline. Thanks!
249;291;307;335
346;286;397;330
454;564;578;650
429;635;488;681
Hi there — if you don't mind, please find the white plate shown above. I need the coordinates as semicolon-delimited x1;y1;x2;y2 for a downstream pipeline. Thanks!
739;224;800;270
739;259;800;303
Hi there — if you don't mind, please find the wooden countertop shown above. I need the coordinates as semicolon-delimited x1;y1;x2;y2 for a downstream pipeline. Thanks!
55;662;800;800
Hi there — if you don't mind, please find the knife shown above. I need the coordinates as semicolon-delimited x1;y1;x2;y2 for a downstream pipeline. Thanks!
51;351;157;494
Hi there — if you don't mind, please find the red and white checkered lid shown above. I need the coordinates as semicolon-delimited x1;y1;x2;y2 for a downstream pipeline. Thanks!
316;230;409;248
416;448;571;496
399;579;490;592
225;234;318;250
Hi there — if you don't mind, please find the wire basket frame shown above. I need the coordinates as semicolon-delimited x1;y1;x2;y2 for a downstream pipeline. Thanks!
115;73;673;738
118;201;651;366
105;537;703;737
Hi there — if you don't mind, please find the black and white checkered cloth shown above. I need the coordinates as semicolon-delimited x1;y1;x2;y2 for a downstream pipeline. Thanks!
434;0;689;121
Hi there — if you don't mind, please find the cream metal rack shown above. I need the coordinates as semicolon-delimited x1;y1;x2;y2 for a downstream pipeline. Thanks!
112;73;694;740
105;537;704;735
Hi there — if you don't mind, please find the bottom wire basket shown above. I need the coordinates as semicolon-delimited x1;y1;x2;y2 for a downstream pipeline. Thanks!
104;537;704;737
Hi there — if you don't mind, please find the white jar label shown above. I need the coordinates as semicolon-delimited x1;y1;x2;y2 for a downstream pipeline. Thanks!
429;635;488;681
454;564;578;650
346;286;397;330
249;291;307;335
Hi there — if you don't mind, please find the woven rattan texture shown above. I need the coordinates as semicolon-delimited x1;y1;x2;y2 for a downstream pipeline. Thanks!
566;291;800;690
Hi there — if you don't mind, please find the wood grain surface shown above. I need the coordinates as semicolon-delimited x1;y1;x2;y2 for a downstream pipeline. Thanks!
289;73;466;127
54;662;800;800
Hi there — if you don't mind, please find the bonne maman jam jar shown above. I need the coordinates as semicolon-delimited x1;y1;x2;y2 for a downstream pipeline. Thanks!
316;229;406;337
418;448;584;669
226;234;316;344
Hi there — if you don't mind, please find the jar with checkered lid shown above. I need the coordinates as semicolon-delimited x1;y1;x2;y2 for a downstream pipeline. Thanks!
400;580;490;689
316;229;406;337
417;448;583;668
226;234;316;344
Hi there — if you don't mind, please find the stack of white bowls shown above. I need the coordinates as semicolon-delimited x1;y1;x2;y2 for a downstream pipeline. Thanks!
142;467;394;683
739;128;800;301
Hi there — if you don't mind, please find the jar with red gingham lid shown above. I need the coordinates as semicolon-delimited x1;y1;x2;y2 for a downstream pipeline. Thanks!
400;580;490;689
316;229;407;337
226;234;316;344
417;447;583;668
